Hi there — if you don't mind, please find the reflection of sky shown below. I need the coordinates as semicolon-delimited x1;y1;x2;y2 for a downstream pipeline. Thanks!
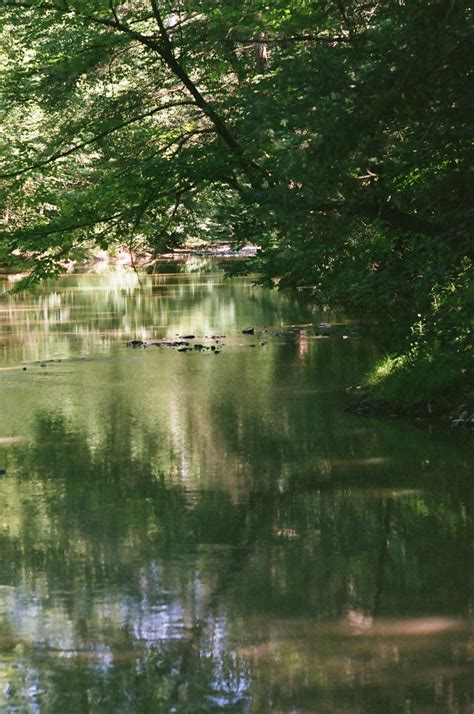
131;601;186;643
206;615;252;708
0;574;239;664
0;575;255;709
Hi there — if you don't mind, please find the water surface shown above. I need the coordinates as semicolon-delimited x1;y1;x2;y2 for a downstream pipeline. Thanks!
0;265;472;713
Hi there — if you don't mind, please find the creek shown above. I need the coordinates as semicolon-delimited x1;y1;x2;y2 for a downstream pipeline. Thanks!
0;262;472;713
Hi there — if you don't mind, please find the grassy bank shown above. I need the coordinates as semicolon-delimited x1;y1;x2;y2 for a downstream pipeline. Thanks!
357;348;473;425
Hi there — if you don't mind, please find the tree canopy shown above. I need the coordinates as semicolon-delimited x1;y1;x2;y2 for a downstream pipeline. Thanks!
1;0;472;410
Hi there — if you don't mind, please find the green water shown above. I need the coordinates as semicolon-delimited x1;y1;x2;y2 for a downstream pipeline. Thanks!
0;264;472;713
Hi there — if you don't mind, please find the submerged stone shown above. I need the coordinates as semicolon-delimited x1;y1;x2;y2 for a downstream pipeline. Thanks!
161;341;190;347
127;340;145;348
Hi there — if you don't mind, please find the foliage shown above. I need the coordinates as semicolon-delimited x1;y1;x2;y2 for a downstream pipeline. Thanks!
363;258;473;413
0;0;472;409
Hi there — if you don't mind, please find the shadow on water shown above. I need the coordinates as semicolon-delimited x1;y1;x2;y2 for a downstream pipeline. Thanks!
0;268;472;712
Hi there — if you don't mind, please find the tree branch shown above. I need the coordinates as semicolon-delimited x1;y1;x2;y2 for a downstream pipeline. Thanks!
4;210;125;240
3;0;269;184
233;32;355;46
0;101;195;179
2;1;165;54
149;0;174;55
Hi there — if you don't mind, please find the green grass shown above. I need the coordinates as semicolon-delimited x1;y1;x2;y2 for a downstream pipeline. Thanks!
362;348;473;416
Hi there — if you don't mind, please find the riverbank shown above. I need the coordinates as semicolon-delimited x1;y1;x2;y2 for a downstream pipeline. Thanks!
0;241;258;278
347;353;473;428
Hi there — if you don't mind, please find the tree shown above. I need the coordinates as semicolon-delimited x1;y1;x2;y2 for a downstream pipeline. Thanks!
1;0;472;410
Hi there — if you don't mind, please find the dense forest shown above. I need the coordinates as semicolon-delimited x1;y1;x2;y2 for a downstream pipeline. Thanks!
0;0;472;415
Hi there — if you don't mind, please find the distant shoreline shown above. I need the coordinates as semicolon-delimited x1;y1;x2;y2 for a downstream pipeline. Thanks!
0;242;259;281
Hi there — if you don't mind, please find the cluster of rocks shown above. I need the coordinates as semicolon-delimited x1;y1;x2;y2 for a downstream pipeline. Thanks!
345;386;474;427
315;322;360;339
344;385;375;416
447;406;474;428
126;327;274;354
126;323;360;354
127;338;224;354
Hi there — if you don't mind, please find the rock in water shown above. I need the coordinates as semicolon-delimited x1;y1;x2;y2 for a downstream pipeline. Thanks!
242;327;254;335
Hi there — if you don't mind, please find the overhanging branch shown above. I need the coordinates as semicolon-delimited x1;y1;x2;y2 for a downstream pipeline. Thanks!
3;0;268;184
0;101;195;179
234;32;355;46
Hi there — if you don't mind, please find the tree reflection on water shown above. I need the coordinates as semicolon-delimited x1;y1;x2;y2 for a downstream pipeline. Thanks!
0;270;472;712
0;403;472;713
